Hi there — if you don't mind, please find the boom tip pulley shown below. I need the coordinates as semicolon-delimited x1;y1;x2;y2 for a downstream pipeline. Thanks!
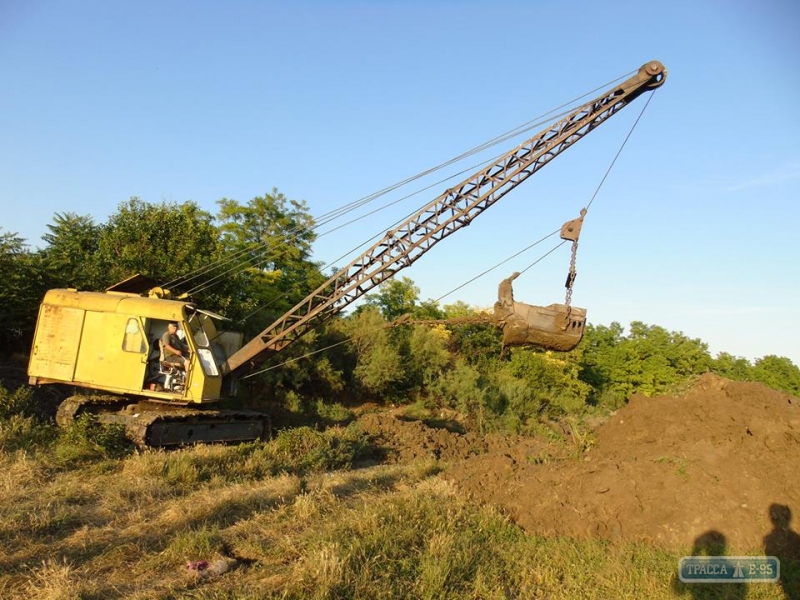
641;60;667;88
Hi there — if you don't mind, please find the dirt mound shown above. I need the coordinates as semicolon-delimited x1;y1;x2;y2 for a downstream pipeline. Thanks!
445;374;800;550
357;412;487;463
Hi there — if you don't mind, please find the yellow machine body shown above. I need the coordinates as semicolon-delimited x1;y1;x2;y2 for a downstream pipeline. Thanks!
28;289;241;404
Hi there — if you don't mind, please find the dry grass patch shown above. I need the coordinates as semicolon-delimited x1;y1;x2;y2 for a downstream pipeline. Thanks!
2;425;796;599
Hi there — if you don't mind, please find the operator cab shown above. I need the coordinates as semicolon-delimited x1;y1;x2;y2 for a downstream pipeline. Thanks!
144;320;189;393
141;308;244;396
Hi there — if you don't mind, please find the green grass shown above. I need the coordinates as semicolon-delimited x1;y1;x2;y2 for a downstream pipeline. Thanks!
0;382;796;599
1;438;796;600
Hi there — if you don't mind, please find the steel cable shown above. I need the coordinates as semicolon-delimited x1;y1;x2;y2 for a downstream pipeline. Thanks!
161;70;636;297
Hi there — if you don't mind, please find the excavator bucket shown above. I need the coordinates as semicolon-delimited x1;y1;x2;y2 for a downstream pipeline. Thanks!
493;272;586;352
498;302;586;352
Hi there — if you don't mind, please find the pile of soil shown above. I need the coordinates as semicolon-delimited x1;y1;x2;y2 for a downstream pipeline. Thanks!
444;373;800;550
356;412;488;463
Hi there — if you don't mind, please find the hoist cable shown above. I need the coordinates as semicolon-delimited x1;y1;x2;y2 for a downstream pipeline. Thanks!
163;241;283;291
186;249;276;297
168;99;578;295
510;88;658;302
303;69;635;231
585;87;655;211
200;135;536;309
434;231;562;303
242;234;569;379
205;85;657;326
241;83;661;377
161;71;636;295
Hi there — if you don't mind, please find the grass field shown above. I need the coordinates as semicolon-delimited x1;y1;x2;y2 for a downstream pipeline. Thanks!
1;421;797;600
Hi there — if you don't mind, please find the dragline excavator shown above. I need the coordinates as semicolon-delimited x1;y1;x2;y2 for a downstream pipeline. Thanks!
27;61;667;447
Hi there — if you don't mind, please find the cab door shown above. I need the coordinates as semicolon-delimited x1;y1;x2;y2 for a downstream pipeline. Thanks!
73;313;149;392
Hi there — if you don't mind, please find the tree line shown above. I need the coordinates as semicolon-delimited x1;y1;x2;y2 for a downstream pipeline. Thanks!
2;191;798;430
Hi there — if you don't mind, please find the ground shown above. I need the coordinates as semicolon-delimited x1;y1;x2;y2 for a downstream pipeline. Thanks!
360;373;800;552
4;370;800;597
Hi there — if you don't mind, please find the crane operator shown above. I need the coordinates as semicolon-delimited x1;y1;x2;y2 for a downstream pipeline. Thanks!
161;322;190;372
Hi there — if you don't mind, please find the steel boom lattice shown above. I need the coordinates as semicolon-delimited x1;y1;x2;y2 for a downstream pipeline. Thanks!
224;60;666;374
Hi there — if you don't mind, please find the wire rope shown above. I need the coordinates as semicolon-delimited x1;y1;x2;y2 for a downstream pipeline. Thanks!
242;235;566;379
241;86;661;377
160;71;636;295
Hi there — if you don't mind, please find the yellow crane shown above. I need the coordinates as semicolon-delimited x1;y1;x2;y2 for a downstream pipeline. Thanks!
28;61;667;446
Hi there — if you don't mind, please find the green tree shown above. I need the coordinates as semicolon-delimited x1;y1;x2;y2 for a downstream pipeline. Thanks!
40;212;102;290
93;197;220;290
626;322;712;394
215;189;325;338
712;352;753;381
217;189;315;258
405;324;452;390
442;302;502;365
415;298;445;320
502;349;591;416
442;301;473;318
578;322;626;393
0;230;46;354
343;308;404;397
751;355;800;396
579;321;712;402
430;359;487;427
364;277;421;321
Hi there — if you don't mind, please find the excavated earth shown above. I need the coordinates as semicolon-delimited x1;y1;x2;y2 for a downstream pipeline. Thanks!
358;374;800;550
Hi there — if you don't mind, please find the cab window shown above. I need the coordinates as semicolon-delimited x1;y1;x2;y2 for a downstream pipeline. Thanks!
122;318;146;353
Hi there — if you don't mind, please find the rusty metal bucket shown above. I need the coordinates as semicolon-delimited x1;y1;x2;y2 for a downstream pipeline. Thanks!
493;271;586;352
495;302;586;352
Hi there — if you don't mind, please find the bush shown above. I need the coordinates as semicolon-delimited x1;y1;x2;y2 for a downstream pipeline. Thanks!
0;383;37;420
56;413;133;462
483;369;543;433
314;400;354;425
406;325;451;390
430;360;485;416
270;425;371;473
0;384;56;453
0;413;56;453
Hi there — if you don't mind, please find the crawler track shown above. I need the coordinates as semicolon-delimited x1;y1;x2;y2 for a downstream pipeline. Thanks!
57;395;270;447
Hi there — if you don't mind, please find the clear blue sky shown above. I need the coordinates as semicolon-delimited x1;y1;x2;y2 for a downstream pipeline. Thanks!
1;1;798;365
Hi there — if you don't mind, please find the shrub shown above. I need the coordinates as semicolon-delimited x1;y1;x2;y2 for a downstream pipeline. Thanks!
56;413;133;462
430;360;485;415
406;325;451;389
314;400;354;425
0;383;37;419
0;384;56;453
0;413;56;453
270;425;371;473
